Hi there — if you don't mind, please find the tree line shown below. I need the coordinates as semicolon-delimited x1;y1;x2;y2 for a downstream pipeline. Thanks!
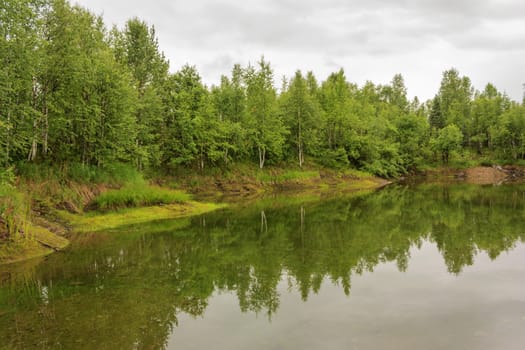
2;0;525;178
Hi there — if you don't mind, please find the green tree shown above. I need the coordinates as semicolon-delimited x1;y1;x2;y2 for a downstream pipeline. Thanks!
111;18;169;169
244;58;287;169
280;70;319;167
38;0;137;166
491;104;525;160
431;124;463;164
209;65;248;163
470;83;509;154
437;68;473;142
428;95;445;131
0;0;45;166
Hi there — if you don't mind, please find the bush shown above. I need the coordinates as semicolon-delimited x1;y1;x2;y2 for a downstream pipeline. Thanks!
318;148;349;169
0;167;16;185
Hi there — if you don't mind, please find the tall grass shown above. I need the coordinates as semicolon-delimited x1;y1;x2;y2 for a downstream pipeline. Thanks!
16;162;143;185
91;184;191;211
1;168;30;240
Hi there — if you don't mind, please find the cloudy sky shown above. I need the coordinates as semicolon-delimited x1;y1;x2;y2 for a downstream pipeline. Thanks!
74;0;525;101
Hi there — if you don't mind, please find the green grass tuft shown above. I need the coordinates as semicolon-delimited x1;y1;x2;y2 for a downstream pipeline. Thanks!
0;184;31;239
91;184;191;211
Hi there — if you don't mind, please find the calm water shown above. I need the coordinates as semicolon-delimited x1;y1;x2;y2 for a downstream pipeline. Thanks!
1;184;525;349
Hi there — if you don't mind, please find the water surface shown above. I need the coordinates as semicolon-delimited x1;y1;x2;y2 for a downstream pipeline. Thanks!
1;184;524;349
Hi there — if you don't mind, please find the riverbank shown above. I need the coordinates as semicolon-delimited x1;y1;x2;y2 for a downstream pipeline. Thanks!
0;223;69;265
413;165;525;185
0;165;387;265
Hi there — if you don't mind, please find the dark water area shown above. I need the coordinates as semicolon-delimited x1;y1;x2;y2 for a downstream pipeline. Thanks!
1;183;524;349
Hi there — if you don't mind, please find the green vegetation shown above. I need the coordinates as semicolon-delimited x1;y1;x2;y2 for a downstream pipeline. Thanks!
16;162;144;186
91;184;191;211
2;0;525;258
59;201;225;233
0;184;29;239
2;0;525;183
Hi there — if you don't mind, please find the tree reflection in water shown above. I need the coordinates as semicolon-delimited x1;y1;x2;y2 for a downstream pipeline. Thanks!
1;183;524;349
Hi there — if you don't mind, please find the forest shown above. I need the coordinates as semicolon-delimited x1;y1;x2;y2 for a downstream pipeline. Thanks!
2;0;525;181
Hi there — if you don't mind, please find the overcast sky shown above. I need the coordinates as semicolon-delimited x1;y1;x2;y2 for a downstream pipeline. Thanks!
74;0;525;101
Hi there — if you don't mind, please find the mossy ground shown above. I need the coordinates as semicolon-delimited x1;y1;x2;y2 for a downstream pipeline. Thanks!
59;201;226;233
0;224;69;264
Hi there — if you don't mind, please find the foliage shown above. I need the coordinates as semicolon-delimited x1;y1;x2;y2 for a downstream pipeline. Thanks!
430;124;463;164
1;0;525;185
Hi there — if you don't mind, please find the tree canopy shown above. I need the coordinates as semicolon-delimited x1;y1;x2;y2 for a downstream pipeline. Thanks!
2;0;525;178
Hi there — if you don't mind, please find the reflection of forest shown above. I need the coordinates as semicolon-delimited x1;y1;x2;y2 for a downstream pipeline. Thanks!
1;184;524;349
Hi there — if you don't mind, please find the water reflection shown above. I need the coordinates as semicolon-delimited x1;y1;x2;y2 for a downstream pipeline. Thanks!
1;184;525;349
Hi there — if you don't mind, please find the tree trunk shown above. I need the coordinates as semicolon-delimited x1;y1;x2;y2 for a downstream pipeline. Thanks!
298;143;304;168
42;102;48;156
28;77;39;161
223;148;229;164
28;119;38;161
200;146;205;172
258;145;266;169
5;110;11;167
298;109;303;167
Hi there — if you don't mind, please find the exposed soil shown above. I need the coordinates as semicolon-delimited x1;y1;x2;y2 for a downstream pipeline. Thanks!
421;165;525;185
461;166;507;185
180;170;389;199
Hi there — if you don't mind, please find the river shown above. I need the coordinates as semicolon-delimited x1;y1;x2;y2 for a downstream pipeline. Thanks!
1;183;524;349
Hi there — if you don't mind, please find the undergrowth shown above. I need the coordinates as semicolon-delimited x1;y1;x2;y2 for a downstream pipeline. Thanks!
0;168;31;240
16;162;143;185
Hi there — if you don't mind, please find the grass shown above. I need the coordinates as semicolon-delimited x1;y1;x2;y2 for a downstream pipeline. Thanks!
0;184;31;239
336;178;382;190
90;184;191;211
340;168;374;179
59;201;226;233
16;161;144;185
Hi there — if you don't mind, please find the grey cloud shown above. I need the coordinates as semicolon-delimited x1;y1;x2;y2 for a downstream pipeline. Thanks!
75;0;525;101
158;0;523;58
201;54;235;82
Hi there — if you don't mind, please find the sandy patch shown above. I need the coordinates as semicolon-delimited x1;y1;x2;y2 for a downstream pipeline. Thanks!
463;166;507;185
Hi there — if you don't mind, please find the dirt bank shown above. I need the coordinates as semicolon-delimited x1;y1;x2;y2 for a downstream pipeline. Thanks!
421;165;525;185
174;168;390;200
